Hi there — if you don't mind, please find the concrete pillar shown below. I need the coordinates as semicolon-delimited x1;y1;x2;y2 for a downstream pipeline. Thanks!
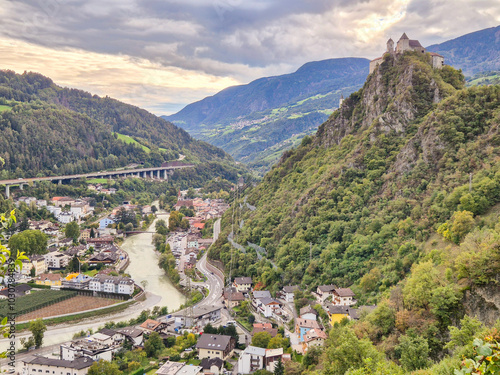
58;179;62;185
163;170;167;179
150;171;153;179
19;184;23;190
143;171;147;178
5;185;9;198
156;170;160;179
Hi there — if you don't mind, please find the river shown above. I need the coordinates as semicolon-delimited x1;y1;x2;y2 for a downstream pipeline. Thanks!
0;210;185;360
121;214;184;310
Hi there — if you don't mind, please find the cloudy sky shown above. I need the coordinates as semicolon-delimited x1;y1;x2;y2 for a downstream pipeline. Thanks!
0;0;499;115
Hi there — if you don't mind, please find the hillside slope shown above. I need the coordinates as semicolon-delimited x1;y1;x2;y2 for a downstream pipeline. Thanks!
209;50;499;293
164;58;369;173
0;70;239;180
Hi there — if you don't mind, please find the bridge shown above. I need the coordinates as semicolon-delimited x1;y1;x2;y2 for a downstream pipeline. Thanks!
0;164;194;198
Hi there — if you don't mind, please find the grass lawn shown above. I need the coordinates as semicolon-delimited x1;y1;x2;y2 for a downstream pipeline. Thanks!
0;105;12;112
146;369;159;375
86;178;110;184
236;318;253;332
114;132;151;152
84;269;98;277
186;359;201;365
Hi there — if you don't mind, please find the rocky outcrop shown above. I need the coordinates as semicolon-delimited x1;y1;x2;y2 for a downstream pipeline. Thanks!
316;52;447;149
463;280;500;326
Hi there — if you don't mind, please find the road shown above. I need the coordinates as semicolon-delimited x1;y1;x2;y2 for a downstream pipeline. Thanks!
195;252;224;308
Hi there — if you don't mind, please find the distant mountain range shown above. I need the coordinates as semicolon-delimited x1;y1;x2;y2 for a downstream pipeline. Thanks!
165;26;500;174
427;25;500;75
163;58;370;174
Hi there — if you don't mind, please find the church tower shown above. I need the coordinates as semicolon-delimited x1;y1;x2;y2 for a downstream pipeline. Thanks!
339;94;344;108
386;38;394;53
396;33;410;53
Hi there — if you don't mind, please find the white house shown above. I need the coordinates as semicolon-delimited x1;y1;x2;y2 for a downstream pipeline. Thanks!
22;355;94;375
237;346;284;374
282;285;299;302
89;275;135;295
44;250;70;269
60;339;113;362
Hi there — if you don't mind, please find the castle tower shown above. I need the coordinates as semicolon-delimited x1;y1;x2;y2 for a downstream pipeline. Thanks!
396;33;410;53
339;94;344;108
386;38;394;53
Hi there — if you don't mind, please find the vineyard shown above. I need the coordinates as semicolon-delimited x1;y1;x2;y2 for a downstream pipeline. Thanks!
0;290;76;317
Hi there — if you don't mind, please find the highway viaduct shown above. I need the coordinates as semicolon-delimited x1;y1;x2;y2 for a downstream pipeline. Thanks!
0;164;194;198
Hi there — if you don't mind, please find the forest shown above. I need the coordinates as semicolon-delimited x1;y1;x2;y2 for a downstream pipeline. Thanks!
0;70;241;181
209;52;500;373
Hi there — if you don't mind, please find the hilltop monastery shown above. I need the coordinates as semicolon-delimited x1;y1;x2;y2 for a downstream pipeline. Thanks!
369;33;445;74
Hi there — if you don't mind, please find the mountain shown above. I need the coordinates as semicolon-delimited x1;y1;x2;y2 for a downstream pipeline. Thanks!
0;70;241;182
209;50;500;373
163;58;370;173
427;25;500;75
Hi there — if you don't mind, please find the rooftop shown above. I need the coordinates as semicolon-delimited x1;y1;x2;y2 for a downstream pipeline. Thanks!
24;355;94;369
196;334;232;350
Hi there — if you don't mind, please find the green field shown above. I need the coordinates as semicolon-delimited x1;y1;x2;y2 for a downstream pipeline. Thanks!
86;178;110;184
114;133;151;152
0;289;76;317
0;105;11;112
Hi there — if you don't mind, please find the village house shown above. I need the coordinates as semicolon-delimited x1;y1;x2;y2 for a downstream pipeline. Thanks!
300;306;318;321
255;297;282;318
282;285;299;302
295;318;322;342
237;346;284;374
156;361;203;375
139;319;169;334
302;328;328;352
44;250;70;269
0;284;31;299
222;287;245;308
35;273;63;287
22;355;94;375
233;276;253;292
116;327;144;347
60;339;114;362
200;357;224;375
251;323;278;338
173;305;222;329
332;287;356;306
99;217;115;230
196;334;236;361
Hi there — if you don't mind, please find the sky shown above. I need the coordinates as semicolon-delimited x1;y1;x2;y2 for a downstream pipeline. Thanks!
0;0;499;115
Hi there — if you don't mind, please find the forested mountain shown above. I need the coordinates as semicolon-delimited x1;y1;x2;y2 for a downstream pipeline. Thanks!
0;70;239;181
427;25;500;75
209;51;500;373
164;58;369;173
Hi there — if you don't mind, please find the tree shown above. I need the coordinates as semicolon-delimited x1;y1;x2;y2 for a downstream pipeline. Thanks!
155;219;168;235
29;319;47;348
437;210;475;244
88;359;122;375
144;331;165;357
8;229;48;255
65;221;80;241
90;227;96;238
274;358;284;375
124;222;134;232
323;325;382;375
252;331;272;348
403;260;440;310
395;331;430;372
20;336;35;351
267;334;288;349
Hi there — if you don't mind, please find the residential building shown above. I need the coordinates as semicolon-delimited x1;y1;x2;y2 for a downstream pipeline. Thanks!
44;250;70;269
156;361;184;375
35;273;63;287
251;323;278;338
196;334;236;360
222;287;245;308
61;273;92;290
282;285;299;302
295;318;321;342
29;254;48;276
22;355;94;375
173;305;222;329
233;276;252;292
0;284;31;299
116;327;144;346
253;290;271;300
200;358;224;375
89;275;135;295
237;346;284;374
299;306;318;321
255;297;282;318
60;339;113;362
302;328;328;352
325;305;351;325
80;229;92;240
139;319;169;334
315;285;337;302
99;217;115;230
331;287;356;306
